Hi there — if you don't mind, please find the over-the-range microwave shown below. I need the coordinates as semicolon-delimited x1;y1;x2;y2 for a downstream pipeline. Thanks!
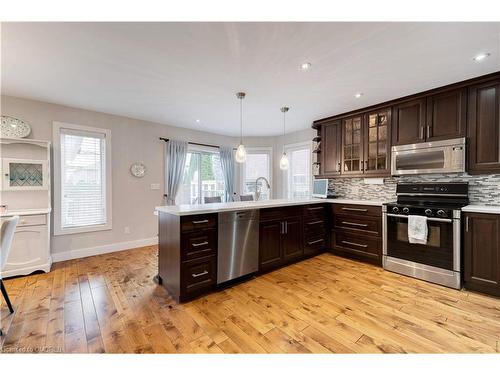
391;137;466;175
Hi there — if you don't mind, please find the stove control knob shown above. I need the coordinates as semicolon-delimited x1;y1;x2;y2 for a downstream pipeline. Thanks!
402;207;410;214
437;209;446;217
425;209;433;216
392;206;400;213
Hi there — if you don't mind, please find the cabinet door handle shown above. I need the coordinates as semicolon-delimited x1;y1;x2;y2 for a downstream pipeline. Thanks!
280;222;284;234
420;126;424;140
426;125;431;139
285;221;288;234
192;241;209;247
341;240;368;248
192;219;209;224
341;221;368;227
307;239;324;245
465;216;469;232
192;270;209;278
341;207;368;212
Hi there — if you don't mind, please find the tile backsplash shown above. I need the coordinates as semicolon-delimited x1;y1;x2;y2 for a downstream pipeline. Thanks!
328;174;500;205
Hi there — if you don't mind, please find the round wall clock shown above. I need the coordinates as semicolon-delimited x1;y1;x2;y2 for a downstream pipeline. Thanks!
130;162;147;178
1;115;32;138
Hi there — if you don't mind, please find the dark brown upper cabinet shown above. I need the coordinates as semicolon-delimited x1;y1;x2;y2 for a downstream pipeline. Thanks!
320;120;342;176
468;79;500;175
341;115;364;175
464;212;500;297
391;98;426;146
363;108;391;175
392;89;465;146
426;88;467;141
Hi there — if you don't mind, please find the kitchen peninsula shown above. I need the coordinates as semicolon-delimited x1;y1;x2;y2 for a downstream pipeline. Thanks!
155;198;386;302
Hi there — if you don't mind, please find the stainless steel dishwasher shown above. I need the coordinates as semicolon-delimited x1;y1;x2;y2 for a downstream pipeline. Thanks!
217;210;260;284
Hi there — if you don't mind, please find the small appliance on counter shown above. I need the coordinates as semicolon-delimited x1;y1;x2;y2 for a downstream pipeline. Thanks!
383;182;469;289
312;178;331;198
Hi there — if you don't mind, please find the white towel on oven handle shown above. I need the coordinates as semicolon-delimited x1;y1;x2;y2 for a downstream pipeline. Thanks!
408;215;428;244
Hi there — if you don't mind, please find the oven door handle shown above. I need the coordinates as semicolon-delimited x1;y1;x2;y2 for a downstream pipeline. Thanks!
386;213;452;223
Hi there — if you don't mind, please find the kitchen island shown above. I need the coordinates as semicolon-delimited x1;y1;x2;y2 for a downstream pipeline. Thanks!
155;198;386;302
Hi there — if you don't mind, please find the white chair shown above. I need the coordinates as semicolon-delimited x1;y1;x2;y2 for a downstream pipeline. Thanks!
1;216;19;336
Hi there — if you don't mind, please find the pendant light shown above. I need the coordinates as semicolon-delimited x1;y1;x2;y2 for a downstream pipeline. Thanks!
279;106;290;170
235;92;247;163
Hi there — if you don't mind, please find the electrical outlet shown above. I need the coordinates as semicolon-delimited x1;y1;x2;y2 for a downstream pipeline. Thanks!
124;226;130;234
150;183;160;190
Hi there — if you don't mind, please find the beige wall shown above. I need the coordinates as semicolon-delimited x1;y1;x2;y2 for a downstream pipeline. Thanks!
1;95;315;257
1;95;238;256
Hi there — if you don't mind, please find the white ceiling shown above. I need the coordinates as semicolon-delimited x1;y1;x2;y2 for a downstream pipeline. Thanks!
2;22;500;137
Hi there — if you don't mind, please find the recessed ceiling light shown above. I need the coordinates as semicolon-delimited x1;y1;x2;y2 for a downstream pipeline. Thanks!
354;93;363;98
473;53;490;62
195;119;200;123
300;62;311;71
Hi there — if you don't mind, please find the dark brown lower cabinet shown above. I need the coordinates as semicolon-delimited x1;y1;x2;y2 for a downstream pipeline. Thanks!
464;212;500;297
330;203;382;266
259;220;283;271
158;211;218;302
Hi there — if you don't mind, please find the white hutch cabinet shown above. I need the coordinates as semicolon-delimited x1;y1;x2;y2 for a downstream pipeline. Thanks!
0;137;52;277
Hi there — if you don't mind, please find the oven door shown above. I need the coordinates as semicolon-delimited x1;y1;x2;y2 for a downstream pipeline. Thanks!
384;213;458;271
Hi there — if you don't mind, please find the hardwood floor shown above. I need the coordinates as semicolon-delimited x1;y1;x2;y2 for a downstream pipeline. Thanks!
1;245;499;353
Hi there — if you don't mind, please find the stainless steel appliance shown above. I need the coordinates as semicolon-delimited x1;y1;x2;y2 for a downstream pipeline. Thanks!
217;210;260;284
391;137;466;175
383;182;468;289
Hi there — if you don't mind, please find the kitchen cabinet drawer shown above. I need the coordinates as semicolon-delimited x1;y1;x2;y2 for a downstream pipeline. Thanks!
181;214;216;232
332;231;381;265
332;203;381;218
1;214;47;227
181;255;216;297
302;205;327;218
304;219;326;238
304;236;326;256
333;214;381;236
260;206;302;222
181;228;216;261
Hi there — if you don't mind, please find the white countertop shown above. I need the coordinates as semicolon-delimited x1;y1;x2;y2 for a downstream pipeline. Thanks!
462;205;500;214
0;208;51;217
155;198;387;216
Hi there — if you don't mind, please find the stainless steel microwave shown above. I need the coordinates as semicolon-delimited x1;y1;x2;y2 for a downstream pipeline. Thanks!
391;138;466;175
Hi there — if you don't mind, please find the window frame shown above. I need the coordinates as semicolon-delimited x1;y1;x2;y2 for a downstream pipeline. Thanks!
239;146;273;200
282;141;313;200
53;121;112;235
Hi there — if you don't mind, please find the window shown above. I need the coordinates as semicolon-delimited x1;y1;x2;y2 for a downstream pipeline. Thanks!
240;147;272;200
176;146;226;204
284;142;312;199
53;122;112;235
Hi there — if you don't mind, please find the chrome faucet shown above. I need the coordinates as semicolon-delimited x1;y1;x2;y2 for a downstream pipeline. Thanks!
255;177;271;201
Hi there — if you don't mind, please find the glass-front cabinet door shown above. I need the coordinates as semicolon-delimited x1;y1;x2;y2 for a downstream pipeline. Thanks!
364;108;391;175
1;158;49;191
341;115;363;174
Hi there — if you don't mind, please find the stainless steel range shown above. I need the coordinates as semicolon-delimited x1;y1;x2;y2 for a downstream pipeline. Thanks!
383;182;469;289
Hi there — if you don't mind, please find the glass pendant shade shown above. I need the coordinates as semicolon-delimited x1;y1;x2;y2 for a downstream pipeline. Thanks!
235;143;247;163
279;152;289;170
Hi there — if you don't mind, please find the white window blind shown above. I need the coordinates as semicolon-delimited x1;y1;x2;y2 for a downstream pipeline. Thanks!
60;129;107;229
241;148;272;200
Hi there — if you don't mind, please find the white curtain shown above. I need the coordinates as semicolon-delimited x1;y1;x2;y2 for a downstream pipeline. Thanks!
219;146;235;202
164;139;188;205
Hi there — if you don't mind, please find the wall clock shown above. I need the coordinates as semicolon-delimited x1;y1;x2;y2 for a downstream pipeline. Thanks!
1;115;32;138
130;162;147;178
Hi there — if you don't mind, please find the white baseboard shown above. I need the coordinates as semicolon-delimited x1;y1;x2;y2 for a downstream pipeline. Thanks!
51;236;158;262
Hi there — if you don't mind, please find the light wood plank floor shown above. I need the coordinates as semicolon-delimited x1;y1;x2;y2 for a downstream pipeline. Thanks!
1;245;499;353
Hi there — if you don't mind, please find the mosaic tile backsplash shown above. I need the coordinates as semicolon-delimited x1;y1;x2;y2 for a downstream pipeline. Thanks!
328;174;500;206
